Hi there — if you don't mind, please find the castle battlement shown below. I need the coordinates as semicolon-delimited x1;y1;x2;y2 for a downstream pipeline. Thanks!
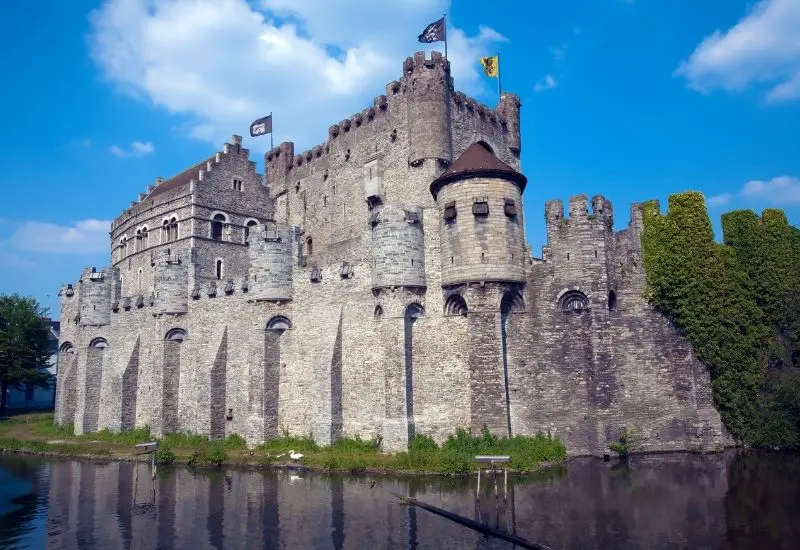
265;51;521;195
545;194;614;230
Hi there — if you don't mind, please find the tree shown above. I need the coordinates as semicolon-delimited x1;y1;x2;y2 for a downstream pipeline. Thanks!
0;294;53;412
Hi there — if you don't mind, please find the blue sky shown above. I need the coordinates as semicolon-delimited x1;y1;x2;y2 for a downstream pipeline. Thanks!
1;0;799;319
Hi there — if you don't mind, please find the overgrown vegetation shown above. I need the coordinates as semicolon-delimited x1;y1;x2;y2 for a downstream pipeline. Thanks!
609;427;639;457
0;413;566;474
641;193;800;447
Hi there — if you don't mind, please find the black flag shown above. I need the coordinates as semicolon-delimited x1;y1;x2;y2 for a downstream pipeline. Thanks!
418;17;445;43
249;115;272;137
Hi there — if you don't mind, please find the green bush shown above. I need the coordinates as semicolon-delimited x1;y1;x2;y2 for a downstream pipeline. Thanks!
408;434;438;452
154;446;176;465
223;433;247;449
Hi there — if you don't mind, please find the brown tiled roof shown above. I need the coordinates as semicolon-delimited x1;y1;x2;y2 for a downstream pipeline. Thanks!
430;142;526;198
148;155;215;198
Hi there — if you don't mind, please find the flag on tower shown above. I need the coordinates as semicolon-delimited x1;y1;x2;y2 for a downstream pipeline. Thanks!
418;17;446;43
249;114;273;137
479;55;499;78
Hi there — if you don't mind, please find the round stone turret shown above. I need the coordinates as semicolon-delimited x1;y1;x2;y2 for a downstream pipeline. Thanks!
153;249;188;314
370;205;426;289
431;142;528;286
404;51;453;165
78;267;115;326
248;222;293;301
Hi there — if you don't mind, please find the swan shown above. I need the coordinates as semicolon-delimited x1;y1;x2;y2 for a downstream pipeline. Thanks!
288;450;304;461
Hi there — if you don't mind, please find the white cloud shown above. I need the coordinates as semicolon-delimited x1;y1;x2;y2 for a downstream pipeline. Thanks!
740;176;800;203
707;176;800;208
675;0;800;103
110;140;155;158
534;74;558;92
707;193;732;207
88;0;508;150
550;44;566;62
8;219;111;254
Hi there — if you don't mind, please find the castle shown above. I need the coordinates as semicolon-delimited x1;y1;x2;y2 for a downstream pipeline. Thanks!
55;51;726;455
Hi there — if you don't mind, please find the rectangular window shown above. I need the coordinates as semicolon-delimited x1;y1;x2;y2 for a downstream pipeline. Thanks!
443;201;457;221
233;179;243;191
472;200;489;216
504;199;517;217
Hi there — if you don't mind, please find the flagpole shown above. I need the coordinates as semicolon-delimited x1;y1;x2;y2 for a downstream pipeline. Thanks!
270;111;273;151
444;13;448;59
497;53;502;99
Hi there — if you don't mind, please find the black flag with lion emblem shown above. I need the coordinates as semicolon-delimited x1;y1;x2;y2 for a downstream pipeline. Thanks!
418;17;445;43
249;115;273;137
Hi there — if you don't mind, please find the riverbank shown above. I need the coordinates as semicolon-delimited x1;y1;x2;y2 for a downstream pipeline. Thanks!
0;412;566;475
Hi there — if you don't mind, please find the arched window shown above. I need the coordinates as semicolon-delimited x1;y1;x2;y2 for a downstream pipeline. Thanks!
162;219;170;242
211;213;227;241
444;294;468;317
244;220;259;244
170;217;178;241
120;237;127;259
559;290;589;312
135;229;142;252
165;328;187;342
89;337;108;349
305;237;313;257
141;226;148;249
608;290;617;311
59;342;75;354
137;268;143;292
215;259;223;280
374;305;383;319
266;316;291;334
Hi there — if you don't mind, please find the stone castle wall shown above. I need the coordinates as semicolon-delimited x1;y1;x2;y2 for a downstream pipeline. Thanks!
55;51;726;455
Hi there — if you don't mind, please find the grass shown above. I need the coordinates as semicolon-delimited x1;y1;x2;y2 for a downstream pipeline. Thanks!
0;413;567;474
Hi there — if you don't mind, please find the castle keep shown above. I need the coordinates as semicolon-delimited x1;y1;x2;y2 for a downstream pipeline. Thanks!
55;51;726;455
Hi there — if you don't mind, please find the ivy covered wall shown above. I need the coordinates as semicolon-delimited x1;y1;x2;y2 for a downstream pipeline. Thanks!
641;192;800;446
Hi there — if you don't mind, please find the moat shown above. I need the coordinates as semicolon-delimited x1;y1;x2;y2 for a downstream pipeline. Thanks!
1;450;799;549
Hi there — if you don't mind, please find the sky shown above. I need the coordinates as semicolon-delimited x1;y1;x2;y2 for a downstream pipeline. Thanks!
1;0;799;319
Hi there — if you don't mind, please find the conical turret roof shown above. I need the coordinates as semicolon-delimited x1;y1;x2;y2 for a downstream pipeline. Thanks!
430;142;526;199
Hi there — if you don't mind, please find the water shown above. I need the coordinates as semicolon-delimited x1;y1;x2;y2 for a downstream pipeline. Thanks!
0;451;798;549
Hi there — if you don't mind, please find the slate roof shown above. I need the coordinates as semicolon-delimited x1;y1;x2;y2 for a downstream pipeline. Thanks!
430;142;526;198
148;156;215;198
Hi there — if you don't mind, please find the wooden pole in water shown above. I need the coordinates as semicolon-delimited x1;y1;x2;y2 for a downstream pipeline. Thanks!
393;494;551;550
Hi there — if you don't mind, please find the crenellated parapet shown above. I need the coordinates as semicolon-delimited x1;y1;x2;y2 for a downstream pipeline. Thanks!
545;194;615;246
263;50;521;201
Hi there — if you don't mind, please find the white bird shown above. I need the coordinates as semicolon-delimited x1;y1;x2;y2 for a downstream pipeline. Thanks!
289;474;302;484
288;450;304;461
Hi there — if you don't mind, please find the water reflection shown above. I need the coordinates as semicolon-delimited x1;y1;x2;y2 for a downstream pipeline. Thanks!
1;451;799;549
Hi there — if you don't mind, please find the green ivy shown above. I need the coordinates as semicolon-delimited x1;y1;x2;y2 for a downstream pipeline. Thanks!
641;192;800;446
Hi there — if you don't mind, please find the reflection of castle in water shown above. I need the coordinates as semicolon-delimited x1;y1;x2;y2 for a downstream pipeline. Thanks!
43;454;746;549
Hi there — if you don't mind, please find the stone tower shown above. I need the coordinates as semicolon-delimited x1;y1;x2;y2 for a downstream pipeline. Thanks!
248;221;294;301
430;142;529;436
77;267;117;327
404;51;453;166
153;248;189;315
